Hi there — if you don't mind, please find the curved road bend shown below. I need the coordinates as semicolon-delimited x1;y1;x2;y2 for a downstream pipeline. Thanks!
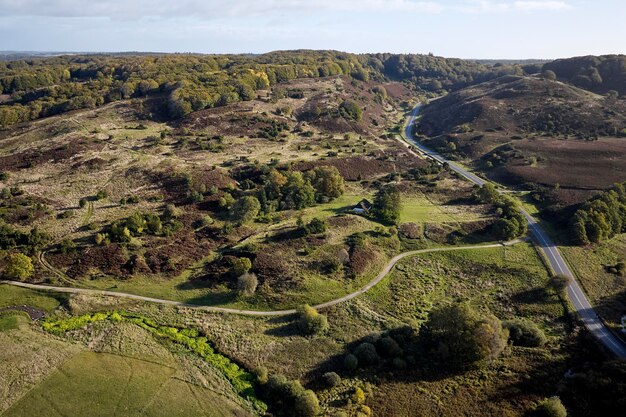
1;241;518;317
405;104;626;358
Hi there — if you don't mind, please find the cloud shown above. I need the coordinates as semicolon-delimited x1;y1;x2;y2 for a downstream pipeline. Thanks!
0;0;571;19
0;0;444;19
458;0;571;13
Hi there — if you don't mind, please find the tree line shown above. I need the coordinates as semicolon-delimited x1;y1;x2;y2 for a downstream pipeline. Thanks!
0;51;529;128
570;181;626;245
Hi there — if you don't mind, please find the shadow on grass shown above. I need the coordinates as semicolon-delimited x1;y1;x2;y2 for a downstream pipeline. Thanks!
264;315;301;337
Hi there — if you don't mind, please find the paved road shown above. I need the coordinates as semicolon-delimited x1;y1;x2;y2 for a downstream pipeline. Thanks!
405;104;626;358
0;241;518;317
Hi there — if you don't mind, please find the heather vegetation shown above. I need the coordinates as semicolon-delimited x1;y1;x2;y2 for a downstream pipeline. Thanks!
1;49;625;417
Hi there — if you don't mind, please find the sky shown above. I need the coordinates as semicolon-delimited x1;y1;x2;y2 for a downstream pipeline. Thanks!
0;0;624;59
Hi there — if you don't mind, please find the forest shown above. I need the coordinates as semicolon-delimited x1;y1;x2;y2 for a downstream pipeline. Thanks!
0;51;531;128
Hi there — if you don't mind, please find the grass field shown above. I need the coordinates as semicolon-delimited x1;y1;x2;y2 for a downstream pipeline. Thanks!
3;351;252;417
0;285;64;311
560;235;626;333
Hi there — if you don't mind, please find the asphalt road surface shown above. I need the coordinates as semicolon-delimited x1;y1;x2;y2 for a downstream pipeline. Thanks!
405;103;626;358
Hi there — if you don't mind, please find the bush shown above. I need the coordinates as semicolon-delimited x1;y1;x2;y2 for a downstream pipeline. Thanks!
322;371;341;388
424;303;508;367
503;319;547;347
343;353;359;371
303;217;327;235
533;396;567;417
339;100;363;121
297;304;328;335
550;274;571;296
354;342;379;366
237;272;258;295
294;390;320;417
4;252;34;281
95;190;108;200
378;336;403;357
231;257;252;277
57;210;75;219
231;196;261;224
163;204;183;220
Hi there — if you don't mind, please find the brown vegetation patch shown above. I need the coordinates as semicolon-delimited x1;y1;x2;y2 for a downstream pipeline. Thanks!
349;246;379;275
487;137;626;194
294;156;396;181
252;250;298;290
0;139;101;171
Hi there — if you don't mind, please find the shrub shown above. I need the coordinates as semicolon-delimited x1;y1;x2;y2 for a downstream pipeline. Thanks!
303;217;327;235
550;274;571;296
59;239;77;254
424;303;508;367
503;319;547;347
254;366;269;384
163;204;183;220
378;336;403;357
79;198;88;208
533;396;567;417
322;371;342;388
339;100;363;121
352;387;366;404
231;196;261;224
3;252;34;281
343;353;358;371
231;257;252;277
354;342;379;366
95;190;108;200
57;210;75;219
297;304;328;335
294;390;320;417
237;272;258;295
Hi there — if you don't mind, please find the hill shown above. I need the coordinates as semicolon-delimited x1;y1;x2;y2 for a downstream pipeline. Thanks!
542;54;626;96
417;75;626;205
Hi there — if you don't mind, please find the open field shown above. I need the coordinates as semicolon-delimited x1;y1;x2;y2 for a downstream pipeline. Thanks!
0;285;63;311
3;351;253;417
560;235;626;334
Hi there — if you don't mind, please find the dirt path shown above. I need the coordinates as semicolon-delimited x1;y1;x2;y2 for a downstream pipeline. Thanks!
2;240;523;317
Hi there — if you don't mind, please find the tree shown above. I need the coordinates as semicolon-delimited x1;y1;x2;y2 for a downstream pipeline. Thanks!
353;342;379;366
339;100;363;121
533;396;567;417
541;70;557;81
309;166;345;202
4;252;34;281
297;304;328;335
282;172;316;210
550;274;571;296
237;272;258;295
373;186;402;224
231;257;252;277
231;196;261;224
424;303;508;367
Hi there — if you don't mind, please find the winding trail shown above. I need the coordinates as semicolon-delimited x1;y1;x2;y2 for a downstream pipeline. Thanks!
1;240;522;317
